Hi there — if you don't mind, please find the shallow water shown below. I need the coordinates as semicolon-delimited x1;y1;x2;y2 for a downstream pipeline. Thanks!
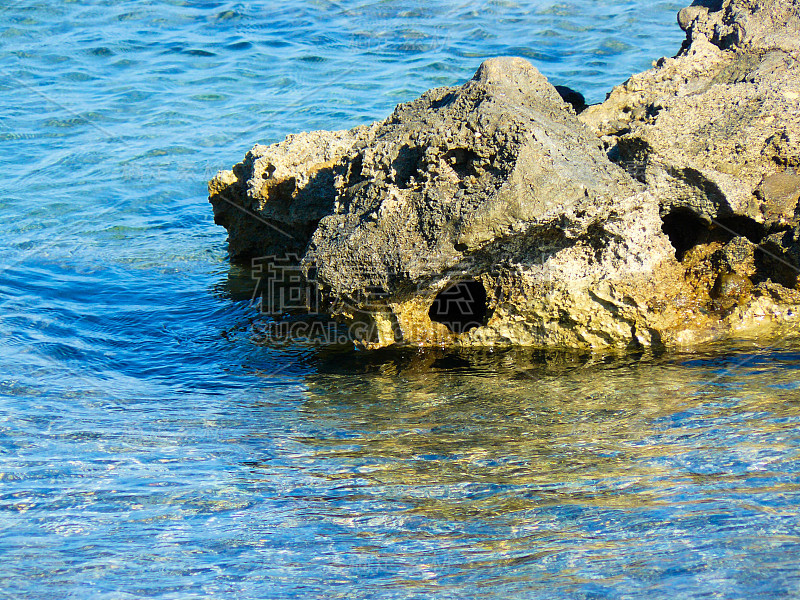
2;1;800;598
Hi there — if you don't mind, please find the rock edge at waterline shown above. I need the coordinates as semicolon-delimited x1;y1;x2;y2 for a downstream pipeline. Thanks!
210;0;800;350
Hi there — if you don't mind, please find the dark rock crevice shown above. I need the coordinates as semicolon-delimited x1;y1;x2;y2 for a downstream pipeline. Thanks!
660;208;710;261
428;279;489;334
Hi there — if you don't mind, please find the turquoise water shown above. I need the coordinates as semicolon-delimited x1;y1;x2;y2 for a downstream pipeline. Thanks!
3;1;800;598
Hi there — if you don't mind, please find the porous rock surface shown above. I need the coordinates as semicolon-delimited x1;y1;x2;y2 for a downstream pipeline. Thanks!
210;0;800;350
581;0;800;292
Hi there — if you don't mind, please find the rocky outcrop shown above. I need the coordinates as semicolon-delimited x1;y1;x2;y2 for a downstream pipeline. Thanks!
582;2;800;219
580;0;800;290
210;0;800;350
209;128;367;259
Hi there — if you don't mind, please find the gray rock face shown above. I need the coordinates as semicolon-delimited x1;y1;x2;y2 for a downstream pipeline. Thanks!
303;58;646;312
209;128;367;259
210;0;800;350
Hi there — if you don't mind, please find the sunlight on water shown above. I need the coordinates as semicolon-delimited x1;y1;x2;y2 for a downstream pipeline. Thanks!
2;0;799;598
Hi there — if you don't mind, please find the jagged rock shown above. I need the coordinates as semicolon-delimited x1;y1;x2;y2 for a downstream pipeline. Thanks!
581;0;800;227
302;58;649;321
677;0;800;53
720;235;756;275
209;128;367;259
578;0;800;321
210;0;800;350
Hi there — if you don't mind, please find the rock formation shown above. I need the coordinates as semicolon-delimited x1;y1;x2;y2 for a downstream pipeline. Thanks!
210;0;800;350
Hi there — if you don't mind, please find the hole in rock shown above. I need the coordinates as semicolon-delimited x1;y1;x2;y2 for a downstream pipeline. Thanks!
715;215;765;245
348;153;365;186
428;279;487;334
392;144;422;188
271;176;297;199
443;148;480;179
661;208;709;261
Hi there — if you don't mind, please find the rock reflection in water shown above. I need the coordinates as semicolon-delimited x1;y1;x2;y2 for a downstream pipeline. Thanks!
246;344;800;595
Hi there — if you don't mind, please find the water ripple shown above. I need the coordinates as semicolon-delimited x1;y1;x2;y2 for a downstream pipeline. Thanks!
3;0;799;598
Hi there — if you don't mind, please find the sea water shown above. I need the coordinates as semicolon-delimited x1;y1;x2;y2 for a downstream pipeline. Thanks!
2;1;800;598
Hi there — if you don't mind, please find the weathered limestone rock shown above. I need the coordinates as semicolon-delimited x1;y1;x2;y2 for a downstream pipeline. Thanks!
580;0;800;228
758;172;800;224
209;128;368;258
210;0;800;350
300;57;664;346
571;0;800;349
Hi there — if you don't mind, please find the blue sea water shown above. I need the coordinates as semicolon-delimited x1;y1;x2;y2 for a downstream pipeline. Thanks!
2;1;800;598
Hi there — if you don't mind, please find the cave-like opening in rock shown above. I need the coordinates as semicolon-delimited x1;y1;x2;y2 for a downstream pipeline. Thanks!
428;279;487;334
661;208;710;261
715;215;765;244
392;144;422;188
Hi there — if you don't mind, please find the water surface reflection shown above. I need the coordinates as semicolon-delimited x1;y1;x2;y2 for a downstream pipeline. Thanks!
242;345;800;597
